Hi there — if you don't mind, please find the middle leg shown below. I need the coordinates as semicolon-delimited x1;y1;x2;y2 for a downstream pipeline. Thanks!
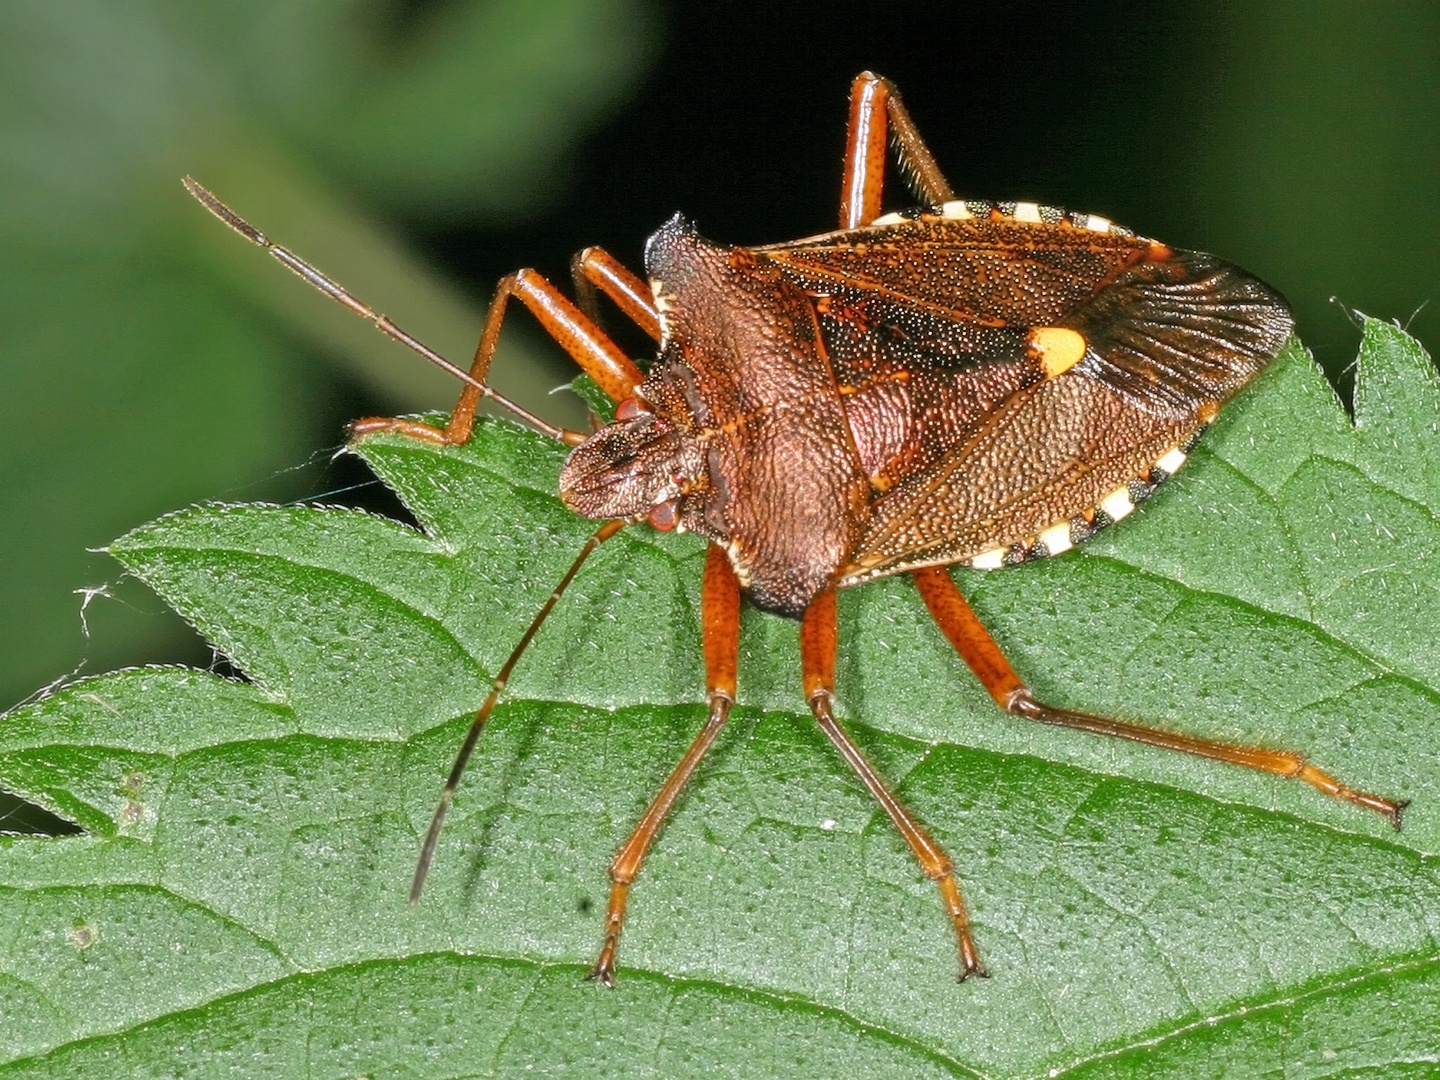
800;589;987;980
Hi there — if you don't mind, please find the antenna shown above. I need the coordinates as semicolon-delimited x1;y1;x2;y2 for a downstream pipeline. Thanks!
409;518;626;903
183;177;572;443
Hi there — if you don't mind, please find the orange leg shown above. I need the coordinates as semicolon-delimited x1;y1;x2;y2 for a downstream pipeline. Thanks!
588;543;742;985
910;566;1407;827
839;71;956;230
801;589;988;980
352;268;646;449
571;246;662;343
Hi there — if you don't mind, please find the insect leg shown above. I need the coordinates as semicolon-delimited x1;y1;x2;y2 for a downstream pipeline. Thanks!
839;72;955;230
910;565;1407;828
352;269;645;449
410;518;627;905
801;589;988;980
588;543;740;985
571;247;661;343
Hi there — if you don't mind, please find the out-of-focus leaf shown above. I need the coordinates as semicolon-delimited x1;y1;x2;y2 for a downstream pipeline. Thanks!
1187;2;1440;368
0;0;655;706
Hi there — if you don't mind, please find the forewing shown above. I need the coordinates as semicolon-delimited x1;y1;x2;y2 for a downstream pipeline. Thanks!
841;372;1194;584
763;213;1153;329
758;210;1292;583
765;213;1291;420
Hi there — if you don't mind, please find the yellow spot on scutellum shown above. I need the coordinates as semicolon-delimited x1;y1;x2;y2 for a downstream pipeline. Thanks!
1028;327;1087;378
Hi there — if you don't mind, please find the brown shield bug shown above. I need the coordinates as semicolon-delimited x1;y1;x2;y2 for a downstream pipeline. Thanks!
185;71;1405;984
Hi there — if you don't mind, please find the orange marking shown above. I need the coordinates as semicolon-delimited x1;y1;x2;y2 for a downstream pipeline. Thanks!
1027;326;1087;378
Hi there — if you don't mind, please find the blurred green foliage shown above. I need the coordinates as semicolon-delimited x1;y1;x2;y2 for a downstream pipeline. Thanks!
1;0;1438;1066
0;0;656;711
1184;2;1440;371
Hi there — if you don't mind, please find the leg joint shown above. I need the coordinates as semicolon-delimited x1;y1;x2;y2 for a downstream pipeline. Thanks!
806;688;835;713
923;856;955;882
1005;687;1039;717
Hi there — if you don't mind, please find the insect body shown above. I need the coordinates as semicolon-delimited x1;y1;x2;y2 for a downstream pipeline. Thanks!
186;72;1405;985
562;209;1284;616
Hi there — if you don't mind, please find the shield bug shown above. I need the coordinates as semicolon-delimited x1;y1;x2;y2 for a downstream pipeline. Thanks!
185;71;1405;984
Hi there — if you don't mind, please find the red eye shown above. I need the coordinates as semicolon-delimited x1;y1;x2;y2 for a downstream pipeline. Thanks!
615;397;644;421
647;499;678;531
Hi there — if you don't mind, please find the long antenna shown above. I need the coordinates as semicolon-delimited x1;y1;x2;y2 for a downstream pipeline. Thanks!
410;517;626;903
183;177;570;442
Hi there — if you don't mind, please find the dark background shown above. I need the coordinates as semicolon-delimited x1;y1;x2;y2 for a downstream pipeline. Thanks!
3;1;1438;828
439;2;1440;368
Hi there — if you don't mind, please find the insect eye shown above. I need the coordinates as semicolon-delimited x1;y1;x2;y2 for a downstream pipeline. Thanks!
647;499;679;531
615;397;646;422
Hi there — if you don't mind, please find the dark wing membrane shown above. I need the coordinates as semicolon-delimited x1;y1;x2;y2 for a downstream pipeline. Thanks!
1066;250;1294;418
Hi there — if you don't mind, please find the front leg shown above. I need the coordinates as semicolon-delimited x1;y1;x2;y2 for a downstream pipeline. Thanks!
800;589;988;980
353;268;646;449
588;543;741;985
183;179;623;448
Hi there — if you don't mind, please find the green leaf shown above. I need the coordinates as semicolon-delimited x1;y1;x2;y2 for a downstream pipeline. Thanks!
0;0;653;707
3;320;1439;1078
